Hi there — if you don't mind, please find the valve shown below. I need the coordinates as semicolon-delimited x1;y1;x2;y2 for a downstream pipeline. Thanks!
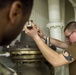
0;52;10;57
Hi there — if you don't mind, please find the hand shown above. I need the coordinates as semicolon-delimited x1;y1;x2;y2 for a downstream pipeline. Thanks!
24;21;39;39
35;25;46;40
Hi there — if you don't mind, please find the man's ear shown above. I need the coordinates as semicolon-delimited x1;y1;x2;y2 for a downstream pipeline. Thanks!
9;1;22;24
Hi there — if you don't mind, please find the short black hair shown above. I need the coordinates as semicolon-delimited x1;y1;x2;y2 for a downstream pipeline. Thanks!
64;21;76;32
0;0;33;12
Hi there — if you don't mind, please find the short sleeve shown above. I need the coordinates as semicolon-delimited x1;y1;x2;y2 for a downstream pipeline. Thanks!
67;42;76;60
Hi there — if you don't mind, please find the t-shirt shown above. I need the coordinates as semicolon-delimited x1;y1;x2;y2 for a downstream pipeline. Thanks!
67;42;76;75
69;61;76;75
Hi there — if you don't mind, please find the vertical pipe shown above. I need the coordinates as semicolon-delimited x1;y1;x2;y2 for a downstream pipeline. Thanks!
47;0;69;75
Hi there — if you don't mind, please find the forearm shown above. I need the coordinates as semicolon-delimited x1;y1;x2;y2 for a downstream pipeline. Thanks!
42;35;68;49
50;37;68;49
33;35;66;67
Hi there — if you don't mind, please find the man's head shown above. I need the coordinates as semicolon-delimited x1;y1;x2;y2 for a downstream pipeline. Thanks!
0;0;33;45
64;21;76;44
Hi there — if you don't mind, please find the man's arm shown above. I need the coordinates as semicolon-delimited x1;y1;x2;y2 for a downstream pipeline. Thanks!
33;35;74;67
37;27;68;49
42;35;68;49
50;37;68;49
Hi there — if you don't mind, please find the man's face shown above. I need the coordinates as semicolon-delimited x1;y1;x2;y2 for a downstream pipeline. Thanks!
64;29;76;44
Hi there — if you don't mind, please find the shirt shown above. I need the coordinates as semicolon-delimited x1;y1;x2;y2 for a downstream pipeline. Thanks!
67;42;76;75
